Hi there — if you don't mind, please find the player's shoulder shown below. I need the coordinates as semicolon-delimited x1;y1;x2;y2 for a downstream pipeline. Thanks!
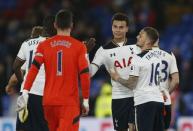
36;36;46;41
159;48;173;55
23;38;31;43
68;36;85;47
67;37;88;53
26;36;45;42
153;47;174;59
20;37;34;48
159;48;176;61
96;46;104;53
153;47;171;54
23;37;35;44
38;36;53;46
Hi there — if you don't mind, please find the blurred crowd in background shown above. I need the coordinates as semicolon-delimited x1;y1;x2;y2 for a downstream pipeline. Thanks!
0;0;192;129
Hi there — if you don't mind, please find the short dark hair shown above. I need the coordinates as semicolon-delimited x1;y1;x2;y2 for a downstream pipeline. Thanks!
112;13;129;26
55;10;73;30
31;26;43;38
43;15;56;37
143;27;159;45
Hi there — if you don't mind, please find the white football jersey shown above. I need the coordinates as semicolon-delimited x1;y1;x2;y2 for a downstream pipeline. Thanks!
17;36;46;96
129;49;165;106
91;39;141;99
152;47;179;105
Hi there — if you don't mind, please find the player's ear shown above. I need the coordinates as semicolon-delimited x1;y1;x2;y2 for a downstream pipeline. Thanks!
54;22;57;29
126;26;129;32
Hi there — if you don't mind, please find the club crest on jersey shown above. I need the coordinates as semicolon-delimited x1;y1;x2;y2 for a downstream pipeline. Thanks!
114;57;133;69
35;52;43;57
130;47;134;54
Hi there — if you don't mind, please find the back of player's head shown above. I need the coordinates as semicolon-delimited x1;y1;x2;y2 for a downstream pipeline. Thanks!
112;13;129;26
143;27;159;45
31;26;43;38
55;9;73;30
43;15;57;37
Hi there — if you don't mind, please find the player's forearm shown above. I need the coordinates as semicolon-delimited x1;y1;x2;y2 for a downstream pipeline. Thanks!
169;80;179;94
14;70;23;83
8;74;18;87
169;73;179;94
117;76;138;89
9;70;25;87
13;58;25;83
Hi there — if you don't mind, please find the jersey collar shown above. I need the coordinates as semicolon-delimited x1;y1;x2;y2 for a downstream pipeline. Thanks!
112;38;128;47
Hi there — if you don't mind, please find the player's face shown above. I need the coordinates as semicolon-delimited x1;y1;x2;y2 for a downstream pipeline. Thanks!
112;20;128;39
136;30;149;47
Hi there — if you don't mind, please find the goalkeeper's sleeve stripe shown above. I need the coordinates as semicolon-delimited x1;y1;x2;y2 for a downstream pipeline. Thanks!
24;59;40;91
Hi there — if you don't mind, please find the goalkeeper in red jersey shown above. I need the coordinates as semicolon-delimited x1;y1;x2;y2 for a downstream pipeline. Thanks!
17;10;90;131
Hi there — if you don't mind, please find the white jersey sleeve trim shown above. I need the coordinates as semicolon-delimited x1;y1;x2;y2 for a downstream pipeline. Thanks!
91;47;104;67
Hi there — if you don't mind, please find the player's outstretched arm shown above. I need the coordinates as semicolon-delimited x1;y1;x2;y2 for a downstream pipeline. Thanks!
169;72;179;94
5;70;25;95
109;67;138;89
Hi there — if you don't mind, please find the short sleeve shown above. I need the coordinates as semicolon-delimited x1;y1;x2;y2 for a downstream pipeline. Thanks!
17;42;27;60
91;47;104;67
170;53;178;74
34;42;44;64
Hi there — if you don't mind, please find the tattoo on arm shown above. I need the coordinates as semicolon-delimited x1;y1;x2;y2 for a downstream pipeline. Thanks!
117;78;129;88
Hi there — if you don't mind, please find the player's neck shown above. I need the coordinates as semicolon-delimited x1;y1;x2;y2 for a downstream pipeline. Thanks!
113;37;126;44
57;29;71;36
141;45;152;51
153;43;159;48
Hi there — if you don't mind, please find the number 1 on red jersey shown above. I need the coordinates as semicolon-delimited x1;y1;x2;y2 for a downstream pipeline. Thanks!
57;50;63;76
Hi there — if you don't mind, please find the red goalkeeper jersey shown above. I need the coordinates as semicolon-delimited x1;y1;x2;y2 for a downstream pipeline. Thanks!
24;35;90;106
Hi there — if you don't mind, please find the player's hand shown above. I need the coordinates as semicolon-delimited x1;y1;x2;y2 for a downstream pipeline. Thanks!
83;38;96;53
81;99;89;116
16;90;29;112
109;67;120;81
18;106;29;123
5;85;16;95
